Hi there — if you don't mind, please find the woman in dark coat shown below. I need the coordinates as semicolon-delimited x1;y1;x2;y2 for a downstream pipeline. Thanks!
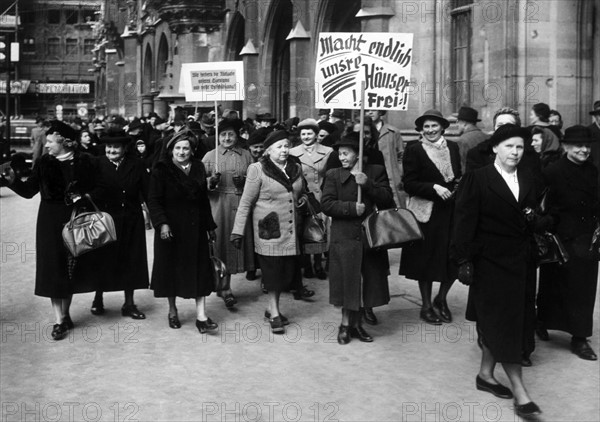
147;129;218;334
536;125;600;361
452;124;543;419
86;130;150;319
1;121;96;340
321;133;394;344
399;110;461;324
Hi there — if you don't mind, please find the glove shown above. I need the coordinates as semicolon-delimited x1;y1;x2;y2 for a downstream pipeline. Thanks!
208;173;221;190
231;237;242;249
208;230;217;242
458;261;474;286
232;175;245;189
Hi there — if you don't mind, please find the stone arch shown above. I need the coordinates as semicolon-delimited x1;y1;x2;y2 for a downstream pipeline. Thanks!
156;33;170;81
225;11;245;61
262;0;293;120
142;45;154;94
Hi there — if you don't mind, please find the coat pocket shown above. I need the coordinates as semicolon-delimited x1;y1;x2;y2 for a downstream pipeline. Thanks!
258;212;281;240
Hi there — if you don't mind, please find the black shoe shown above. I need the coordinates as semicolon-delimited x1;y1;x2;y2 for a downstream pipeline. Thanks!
314;266;327;280
223;294;237;308
514;401;541;418
350;325;374;342
433;296;452;323
63;314;74;330
264;311;289;325
476;375;513;399
521;353;533;367
363;308;378;326
168;314;181;329
293;286;315;300
121;304;146;320
246;270;257;281
535;325;549;341
196;318;218;334
90;300;105;316
420;307;442;325
51;323;68;341
269;316;285;334
571;340;598;361
337;325;351;345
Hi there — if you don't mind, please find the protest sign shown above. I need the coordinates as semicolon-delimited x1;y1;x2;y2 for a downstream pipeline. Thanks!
315;33;413;110
180;61;245;102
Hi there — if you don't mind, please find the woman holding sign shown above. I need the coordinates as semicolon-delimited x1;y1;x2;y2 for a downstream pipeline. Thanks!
399;110;461;325
321;133;394;344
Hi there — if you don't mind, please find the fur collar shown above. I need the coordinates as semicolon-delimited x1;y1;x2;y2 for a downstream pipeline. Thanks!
155;158;206;200
260;156;301;191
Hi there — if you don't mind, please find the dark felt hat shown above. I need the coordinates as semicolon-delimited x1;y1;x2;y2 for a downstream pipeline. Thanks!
127;118;143;132
263;130;289;150
488;124;531;147
99;129;132;145
165;129;198;151
187;121;205;134
217;118;244;136
147;112;159;119
201;113;215;127
532;103;551;121
318;120;337;134
415;109;450;131
457;106;481;123
317;109;330;116
247;127;273;146
48;120;79;141
589;100;600;116
333;131;360;151
330;109;345;119
256;112;277;122
561;125;596;144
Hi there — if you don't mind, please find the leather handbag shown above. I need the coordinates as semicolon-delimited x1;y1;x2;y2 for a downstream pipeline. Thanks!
535;232;569;265
300;194;327;244
62;194;117;257
362;206;424;250
209;240;229;292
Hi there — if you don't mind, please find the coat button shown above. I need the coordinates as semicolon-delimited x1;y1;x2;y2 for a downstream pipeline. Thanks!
289;220;292;223
289;200;292;203
289;210;293;213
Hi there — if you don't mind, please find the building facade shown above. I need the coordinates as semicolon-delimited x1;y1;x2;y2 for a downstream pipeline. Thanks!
95;0;600;131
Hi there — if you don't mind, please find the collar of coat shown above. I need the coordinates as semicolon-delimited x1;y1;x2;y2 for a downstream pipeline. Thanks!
260;156;302;191
217;145;243;156
155;158;205;200
290;143;330;159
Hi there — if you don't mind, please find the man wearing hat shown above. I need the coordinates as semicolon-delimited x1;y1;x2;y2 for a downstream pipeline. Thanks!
317;109;330;122
587;100;600;183
329;109;346;135
31;118;50;166
455;106;488;171
537;124;599;361
366;109;405;207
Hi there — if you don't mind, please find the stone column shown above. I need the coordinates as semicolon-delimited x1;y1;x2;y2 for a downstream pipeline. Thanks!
122;33;140;117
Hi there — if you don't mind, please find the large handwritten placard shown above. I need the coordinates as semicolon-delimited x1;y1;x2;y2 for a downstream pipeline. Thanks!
180;61;245;102
315;33;413;110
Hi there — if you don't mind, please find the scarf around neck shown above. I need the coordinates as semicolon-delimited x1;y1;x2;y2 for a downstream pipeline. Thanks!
420;137;455;183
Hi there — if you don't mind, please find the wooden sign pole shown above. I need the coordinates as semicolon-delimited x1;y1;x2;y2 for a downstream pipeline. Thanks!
214;100;219;174
357;81;366;204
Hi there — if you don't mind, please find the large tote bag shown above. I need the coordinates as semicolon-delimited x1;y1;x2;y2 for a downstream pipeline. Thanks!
362;206;423;250
62;194;117;257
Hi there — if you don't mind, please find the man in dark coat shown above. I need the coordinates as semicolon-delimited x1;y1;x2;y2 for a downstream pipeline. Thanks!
587;100;600;185
455;106;488;171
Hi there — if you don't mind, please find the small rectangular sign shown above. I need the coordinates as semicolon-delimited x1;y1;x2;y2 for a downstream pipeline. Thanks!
37;83;90;94
180;61;245;102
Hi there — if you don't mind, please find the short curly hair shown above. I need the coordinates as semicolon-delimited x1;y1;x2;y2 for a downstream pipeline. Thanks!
493;107;521;128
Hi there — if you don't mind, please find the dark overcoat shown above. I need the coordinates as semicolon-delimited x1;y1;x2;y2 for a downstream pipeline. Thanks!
399;140;461;283
8;152;97;298
84;155;150;292
147;159;217;298
452;165;538;363
537;156;599;337
321;165;394;311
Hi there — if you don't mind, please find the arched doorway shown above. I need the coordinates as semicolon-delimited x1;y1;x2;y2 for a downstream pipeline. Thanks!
157;34;169;82
225;12;245;116
264;0;293;121
142;46;154;94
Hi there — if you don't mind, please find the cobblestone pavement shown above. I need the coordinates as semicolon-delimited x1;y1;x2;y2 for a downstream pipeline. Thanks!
1;188;599;422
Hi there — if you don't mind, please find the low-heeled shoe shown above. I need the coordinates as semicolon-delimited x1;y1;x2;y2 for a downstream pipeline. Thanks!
223;294;237;308
337;325;351;345
269;316;285;334
293;286;315;300
168;314;181;329
350;326;373;342
51;323;68;341
420;308;442;325
121;304;146;319
514;401;541;418
535;326;549;341
245;270;257;281
63;314;74;330
314;267;327;280
571;340;598;361
521;353;533;367
363;308;378;326
475;376;513;399
196;318;218;334
264;311;289;325
433;297;452;323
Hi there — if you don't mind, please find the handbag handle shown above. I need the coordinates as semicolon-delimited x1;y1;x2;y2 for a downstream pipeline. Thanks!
298;194;319;217
67;194;101;229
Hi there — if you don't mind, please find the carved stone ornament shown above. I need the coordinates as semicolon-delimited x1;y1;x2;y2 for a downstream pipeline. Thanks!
145;0;228;33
